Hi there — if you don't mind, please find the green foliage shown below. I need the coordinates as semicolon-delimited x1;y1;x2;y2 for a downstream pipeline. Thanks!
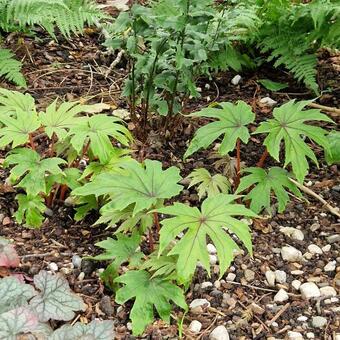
73;159;183;215
255;100;333;182
325;131;340;165
0;89;35;115
15;194;46;228
0;48;26;87
158;194;256;283
114;270;187;335
187;168;230;200
236;167;301;214
185;101;255;158
258;79;288;91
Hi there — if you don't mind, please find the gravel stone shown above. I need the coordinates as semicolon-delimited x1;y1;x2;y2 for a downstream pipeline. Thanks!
326;234;340;244
274;289;289;303
244;269;255;282
291;280;302;290
259;97;277;107
311;316;327;328
209;325;230;340
231;75;241;85
308;244;323;255
201;281;213;289
265;270;276;286
190;299;210;310
320;286;337;297
287;331;303;339
322;244;331;252
99;296;114;316
281;246;303;262
279;227;304;240
226;273;236;281
72;255;82;269
324;260;336;271
275;270;287;283
189;320;202;333
48;262;58;271
300;282;321;299
207;243;217;254
306;332;315;339
209;255;218;265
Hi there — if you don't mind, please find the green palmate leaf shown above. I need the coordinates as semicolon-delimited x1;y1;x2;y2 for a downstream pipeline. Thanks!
254;100;334;182
0;89;35;116
15;194;46;228
0;108;40;148
325;131;340;165
4;148;66;196
73;159;183;215
39;100;90;140
69;114;132;163
187;168;230;200
158;194;256;283
258;79;288;91
29;271;86;322
73;195;98;221
236;167;301;214
114;270;187;335
184;101;255;158
91;233;144;268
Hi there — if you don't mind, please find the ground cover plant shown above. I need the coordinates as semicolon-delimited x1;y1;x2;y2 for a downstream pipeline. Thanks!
0;0;339;339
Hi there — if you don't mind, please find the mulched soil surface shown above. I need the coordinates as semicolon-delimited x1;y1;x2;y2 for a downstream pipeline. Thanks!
0;29;339;340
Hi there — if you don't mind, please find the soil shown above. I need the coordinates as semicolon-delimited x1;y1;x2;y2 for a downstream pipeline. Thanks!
0;23;339;340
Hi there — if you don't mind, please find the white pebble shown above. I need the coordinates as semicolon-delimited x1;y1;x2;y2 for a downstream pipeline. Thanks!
324;260;336;272
231;75;241;85
320;286;337;297
306;332;315;339
291;270;304;275
48;262;58;271
201;281;213;289
209;255;218;265
300;282;321;300
281;246;303;262
190;299;210;310
207;243;217;254
308;244;323;255
72;255;82;268
291;280;302;290
322;244;331;252
77;272;85;282
226;273;236;281
259;97;277;107
297;315;308;322
209;325;230;340
274;289;289;303
214;280;221;289
287;331;303;339
312;316;327;328
189;320;202;333
275;270;287;284
265;270;276;286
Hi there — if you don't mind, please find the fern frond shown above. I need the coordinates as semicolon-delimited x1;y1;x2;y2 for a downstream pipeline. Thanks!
0;48;26;87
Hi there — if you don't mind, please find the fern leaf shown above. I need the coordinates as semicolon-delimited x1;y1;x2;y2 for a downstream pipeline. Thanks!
0;48;26;87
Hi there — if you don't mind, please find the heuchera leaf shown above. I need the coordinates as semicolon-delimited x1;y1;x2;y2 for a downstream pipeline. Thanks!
29;271;86;322
91;233;144;268
187;168;230;200
0;276;37;314
184;101;255;158
73;159;183;215
114;270;187;335
0;237;20;268
0;307;39;340
254;100;334;182
4;148;66;196
51;320;115;340
236;167;302;214
158;194;256;283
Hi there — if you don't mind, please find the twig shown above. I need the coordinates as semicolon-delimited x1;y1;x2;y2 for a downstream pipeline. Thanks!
105;50;125;78
289;178;340;218
71;314;81;326
197;314;218;340
307;102;340;117
266;302;290;326
20;251;73;260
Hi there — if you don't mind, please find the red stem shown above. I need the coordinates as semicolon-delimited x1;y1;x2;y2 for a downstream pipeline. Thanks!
29;133;35;150
59;184;68;201
153;211;160;234
257;149;269;168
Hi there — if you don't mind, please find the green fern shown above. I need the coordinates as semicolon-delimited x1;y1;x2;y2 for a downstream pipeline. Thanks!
0;48;26;87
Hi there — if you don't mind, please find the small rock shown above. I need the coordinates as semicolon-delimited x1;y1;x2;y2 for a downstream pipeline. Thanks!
311;316;327;328
189;320;202;333
326;234;340;244
81;259;96;275
300;282;321;299
60;267;71;275
308;244;323;255
265;270;276;286
244;269;255;282
72;255;82;269
231;75;241;86
279;227;304;240
48;262;58;271
77;272;85;282
297;315;308;322
320;286;337;297
304;252;313;260
324;260;336;272
190;299;210;310
209;255;218;265
291;270;304;275
209;325;229;340
259;97;277;107
44;208;53;217
281;246;303;262
322;244;331;252
64;196;76;207
291;280;302;290
287;331;303;339
306;332;315;339
274;288;289;303
214;280;221;289
310;223;320;232
99;296;114;316
207;243;217;254
250;302;265;315
201;282;213;289
226;273;236;281
2;216;11;225
275;270;287;284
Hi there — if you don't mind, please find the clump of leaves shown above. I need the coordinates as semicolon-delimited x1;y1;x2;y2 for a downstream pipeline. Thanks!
187;168;230;200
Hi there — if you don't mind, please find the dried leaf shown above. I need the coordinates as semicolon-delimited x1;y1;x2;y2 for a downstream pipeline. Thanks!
0;238;20;268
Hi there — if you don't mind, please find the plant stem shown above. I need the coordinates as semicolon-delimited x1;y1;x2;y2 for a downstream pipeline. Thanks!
148;228;154;252
153;211;160;234
235;138;241;188
29;133;35;150
210;5;226;50
59;184;68;201
257;149;269;168
81;140;91;158
49;132;56;157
